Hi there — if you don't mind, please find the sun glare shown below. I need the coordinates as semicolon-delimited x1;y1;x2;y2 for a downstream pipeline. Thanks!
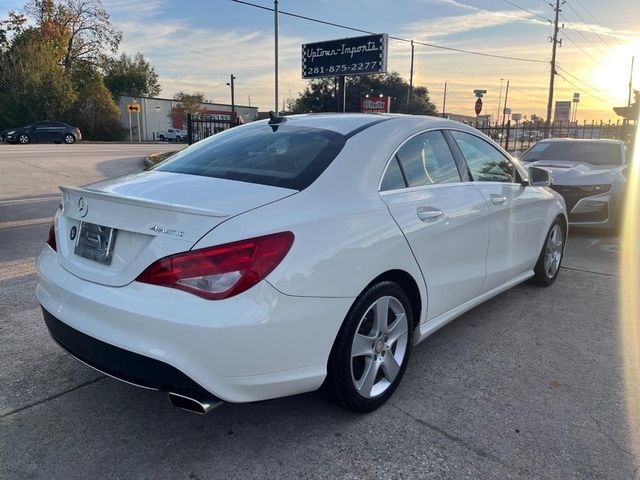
620;111;640;462
591;40;640;105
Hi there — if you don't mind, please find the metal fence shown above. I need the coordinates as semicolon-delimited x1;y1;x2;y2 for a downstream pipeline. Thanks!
475;119;636;153
186;113;237;145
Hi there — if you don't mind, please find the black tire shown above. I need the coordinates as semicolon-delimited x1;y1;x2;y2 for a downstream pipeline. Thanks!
322;281;414;412
18;134;30;144
531;217;566;286
64;134;75;144
159;135;165;141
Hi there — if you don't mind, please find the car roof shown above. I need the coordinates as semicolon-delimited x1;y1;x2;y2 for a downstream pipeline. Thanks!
256;113;479;137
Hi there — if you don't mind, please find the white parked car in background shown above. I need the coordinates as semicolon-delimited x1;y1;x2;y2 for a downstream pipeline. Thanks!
37;114;567;414
157;128;186;141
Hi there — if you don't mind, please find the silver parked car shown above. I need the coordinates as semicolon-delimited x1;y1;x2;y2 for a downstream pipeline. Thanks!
519;139;628;230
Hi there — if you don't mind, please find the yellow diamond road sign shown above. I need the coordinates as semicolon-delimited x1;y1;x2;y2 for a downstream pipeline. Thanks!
127;103;141;113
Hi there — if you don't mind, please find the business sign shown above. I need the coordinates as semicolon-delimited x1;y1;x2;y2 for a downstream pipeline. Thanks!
302;34;388;79
360;96;391;113
554;101;572;124
511;113;522;122
573;92;580;103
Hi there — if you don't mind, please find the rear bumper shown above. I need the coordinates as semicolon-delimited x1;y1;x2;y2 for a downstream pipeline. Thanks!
43;307;217;400
36;246;354;403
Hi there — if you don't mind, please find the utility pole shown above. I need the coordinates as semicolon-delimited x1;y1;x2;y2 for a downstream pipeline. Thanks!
408;40;415;107
545;0;564;133
501;79;510;127
442;81;447;118
628;56;635;108
497;78;504;124
274;0;279;115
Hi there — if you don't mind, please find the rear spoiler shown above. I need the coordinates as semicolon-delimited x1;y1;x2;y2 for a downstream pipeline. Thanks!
59;185;229;218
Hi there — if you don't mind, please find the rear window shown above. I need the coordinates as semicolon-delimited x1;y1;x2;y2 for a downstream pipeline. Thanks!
520;141;622;165
156;123;346;190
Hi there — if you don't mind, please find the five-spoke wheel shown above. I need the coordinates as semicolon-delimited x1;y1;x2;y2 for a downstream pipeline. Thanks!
323;281;414;412
533;217;565;286
351;296;409;398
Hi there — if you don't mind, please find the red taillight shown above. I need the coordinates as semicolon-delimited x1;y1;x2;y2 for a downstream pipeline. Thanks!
136;232;294;300
46;223;57;251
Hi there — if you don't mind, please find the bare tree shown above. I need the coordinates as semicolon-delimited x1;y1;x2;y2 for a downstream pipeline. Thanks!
26;0;122;71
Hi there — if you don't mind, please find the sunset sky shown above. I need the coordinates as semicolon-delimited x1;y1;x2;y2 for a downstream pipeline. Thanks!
2;0;638;121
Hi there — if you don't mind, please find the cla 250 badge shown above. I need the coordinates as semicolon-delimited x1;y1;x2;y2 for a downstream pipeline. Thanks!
149;225;184;237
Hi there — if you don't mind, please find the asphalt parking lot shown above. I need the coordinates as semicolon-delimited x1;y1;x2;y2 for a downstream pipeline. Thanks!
0;143;636;479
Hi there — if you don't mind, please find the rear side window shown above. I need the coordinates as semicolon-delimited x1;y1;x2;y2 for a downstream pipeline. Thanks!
450;131;516;183
157;124;346;190
380;157;406;191
395;131;461;187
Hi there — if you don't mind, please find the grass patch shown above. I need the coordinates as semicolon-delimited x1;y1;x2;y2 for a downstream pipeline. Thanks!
147;151;178;165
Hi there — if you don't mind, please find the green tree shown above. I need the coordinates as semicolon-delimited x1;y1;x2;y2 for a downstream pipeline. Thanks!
0;27;76;128
171;91;208;124
288;72;438;115
104;52;161;99
70;69;124;140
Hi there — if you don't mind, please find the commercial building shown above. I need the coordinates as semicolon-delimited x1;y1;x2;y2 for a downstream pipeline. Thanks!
117;95;258;141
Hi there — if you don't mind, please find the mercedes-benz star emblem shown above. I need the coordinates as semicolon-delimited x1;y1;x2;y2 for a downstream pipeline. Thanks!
77;197;88;218
70;226;77;240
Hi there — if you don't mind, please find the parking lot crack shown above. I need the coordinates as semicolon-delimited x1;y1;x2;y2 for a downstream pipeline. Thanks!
0;376;106;419
561;265;618;277
393;405;553;479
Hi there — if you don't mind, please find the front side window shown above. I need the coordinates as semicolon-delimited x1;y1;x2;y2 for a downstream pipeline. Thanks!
394;131;461;187
450;131;516;183
157;123;346;190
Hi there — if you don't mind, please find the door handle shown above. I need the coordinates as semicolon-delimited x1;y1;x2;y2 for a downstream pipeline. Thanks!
490;194;507;205
416;207;443;222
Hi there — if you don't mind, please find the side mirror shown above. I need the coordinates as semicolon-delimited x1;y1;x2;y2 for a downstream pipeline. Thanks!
528;166;552;187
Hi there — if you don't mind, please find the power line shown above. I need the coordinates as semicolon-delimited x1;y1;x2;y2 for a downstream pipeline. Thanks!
560;14;608;55
561;30;605;67
230;0;547;64
564;0;611;48
496;0;550;22
555;65;609;102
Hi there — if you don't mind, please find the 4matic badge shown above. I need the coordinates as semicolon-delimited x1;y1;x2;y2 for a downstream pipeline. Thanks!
149;225;184;237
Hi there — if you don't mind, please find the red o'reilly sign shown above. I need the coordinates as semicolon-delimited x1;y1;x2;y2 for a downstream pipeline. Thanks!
360;96;391;113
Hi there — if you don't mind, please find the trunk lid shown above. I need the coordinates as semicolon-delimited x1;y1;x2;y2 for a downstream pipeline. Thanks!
57;171;296;286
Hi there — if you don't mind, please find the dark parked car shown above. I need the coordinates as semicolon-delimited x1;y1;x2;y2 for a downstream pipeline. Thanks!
1;121;82;144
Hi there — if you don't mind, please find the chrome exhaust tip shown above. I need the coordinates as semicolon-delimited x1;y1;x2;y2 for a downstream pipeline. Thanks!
167;392;222;415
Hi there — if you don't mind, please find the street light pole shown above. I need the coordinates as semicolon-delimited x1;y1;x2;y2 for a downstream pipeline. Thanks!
408;40;414;107
226;74;236;124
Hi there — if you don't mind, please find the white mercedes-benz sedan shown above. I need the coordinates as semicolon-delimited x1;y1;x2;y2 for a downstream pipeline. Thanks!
37;113;567;414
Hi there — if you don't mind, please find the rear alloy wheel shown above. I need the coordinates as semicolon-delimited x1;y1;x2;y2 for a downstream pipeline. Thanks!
323;281;413;412
532;219;565;286
18;134;30;144
64;134;75;144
